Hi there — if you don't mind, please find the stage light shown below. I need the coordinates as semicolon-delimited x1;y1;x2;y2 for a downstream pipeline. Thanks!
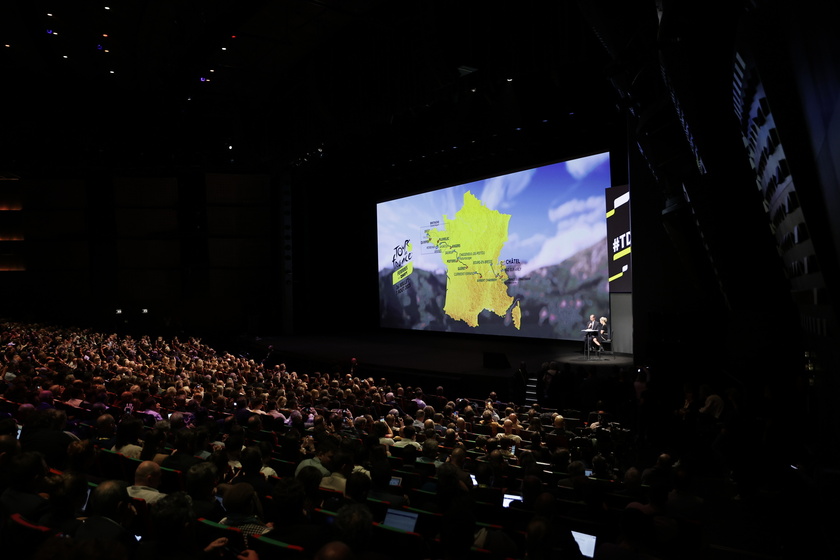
115;309;122;314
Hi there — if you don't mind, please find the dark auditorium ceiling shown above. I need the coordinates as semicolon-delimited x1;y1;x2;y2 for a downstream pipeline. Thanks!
1;0;745;186
1;0;653;177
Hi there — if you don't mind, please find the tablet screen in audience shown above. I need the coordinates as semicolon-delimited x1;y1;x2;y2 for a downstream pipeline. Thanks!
382;508;418;532
502;493;521;508
572;530;597;558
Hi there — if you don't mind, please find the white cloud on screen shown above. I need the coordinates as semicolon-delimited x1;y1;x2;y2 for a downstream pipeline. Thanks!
548;195;604;222
566;152;609;180
507;231;548;251
480;168;535;209
519;197;606;276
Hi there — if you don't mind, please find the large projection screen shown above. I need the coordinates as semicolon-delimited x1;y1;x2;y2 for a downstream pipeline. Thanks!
377;152;611;341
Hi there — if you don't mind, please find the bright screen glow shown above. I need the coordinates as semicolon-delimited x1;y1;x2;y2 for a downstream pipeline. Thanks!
378;152;611;341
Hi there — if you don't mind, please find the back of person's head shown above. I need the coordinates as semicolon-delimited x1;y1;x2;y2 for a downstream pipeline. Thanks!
87;479;130;519
344;471;371;503
422;437;439;459
271;477;306;525
239;445;263;474
0;418;18;437
296;465;324;500
368;459;392;488
551;448;571;471
134;460;162;487
96;413;116;435
401;442;418;465
525;515;553;559
335;502;373;553
402;425;416;440
0;433;20;465
439;499;476;557
436;463;466;507
186;461;219;499
474;462;493;486
6;450;48;492
371;421;388;438
591;454;609;477
222;482;257;515
151;491;195;543
567;460;586;477
449;446;466;466
114;416;142;447
65;439;96;472
173;428;197;454
330;451;355;476
168;411;186;431
246;414;262;432
520;474;544;505
313;541;354;560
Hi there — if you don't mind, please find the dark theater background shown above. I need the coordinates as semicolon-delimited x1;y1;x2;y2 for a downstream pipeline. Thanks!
3;1;840;557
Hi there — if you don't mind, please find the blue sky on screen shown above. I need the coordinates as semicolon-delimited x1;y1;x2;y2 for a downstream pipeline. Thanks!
377;152;610;275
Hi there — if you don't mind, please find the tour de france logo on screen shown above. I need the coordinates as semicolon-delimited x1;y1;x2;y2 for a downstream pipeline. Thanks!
391;239;414;294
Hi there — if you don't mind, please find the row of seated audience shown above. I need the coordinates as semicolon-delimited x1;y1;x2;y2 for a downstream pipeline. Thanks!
0;321;728;559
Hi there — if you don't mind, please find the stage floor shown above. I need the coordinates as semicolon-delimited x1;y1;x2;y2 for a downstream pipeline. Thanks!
249;330;634;401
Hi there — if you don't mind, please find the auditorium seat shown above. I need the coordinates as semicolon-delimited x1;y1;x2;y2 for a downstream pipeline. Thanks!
249;533;307;559
370;522;429;560
1;512;61;560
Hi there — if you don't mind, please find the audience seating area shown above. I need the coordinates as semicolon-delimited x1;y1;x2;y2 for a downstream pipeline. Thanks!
0;320;788;559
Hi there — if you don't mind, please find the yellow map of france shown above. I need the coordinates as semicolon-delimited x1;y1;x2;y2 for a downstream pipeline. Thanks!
427;191;521;329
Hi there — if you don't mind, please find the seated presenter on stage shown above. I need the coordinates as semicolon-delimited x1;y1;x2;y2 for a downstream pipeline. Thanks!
592;317;609;351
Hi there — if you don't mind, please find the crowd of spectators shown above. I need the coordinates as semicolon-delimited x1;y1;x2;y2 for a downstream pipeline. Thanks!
0;320;776;559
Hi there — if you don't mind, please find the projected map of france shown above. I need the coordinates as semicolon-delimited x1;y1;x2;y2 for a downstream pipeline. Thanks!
377;152;611;341
426;191;522;329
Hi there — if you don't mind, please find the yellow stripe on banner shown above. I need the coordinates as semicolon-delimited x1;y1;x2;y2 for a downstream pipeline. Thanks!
613;246;631;261
606;209;615;219
609;271;624;282
392;261;414;285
